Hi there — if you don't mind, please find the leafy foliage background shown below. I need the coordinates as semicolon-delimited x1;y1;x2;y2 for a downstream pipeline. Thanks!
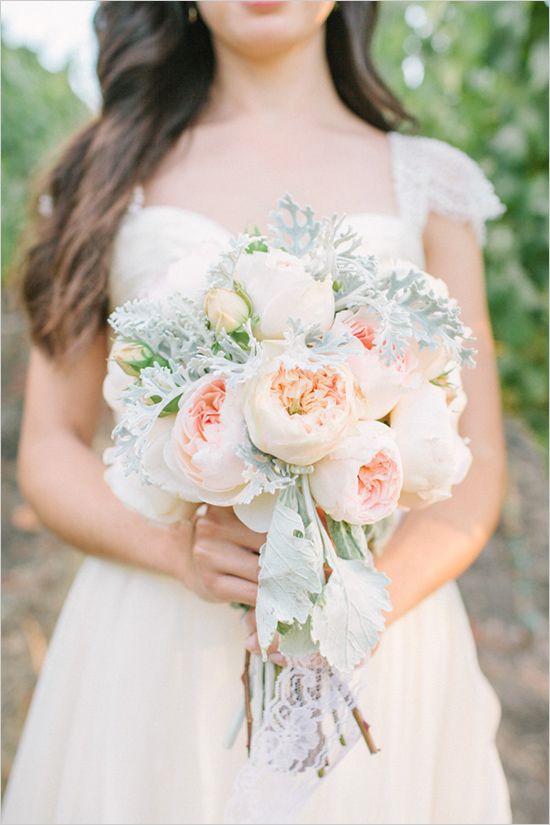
1;45;88;274
375;1;548;445
2;0;548;443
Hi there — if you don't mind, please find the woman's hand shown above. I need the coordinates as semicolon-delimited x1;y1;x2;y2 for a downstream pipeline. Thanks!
183;506;286;663
242;608;286;666
185;505;263;606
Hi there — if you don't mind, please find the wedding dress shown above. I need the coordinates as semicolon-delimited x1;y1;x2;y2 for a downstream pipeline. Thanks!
2;133;512;825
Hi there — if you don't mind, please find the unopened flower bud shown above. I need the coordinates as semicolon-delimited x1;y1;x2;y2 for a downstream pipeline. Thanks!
114;341;154;377
204;288;250;334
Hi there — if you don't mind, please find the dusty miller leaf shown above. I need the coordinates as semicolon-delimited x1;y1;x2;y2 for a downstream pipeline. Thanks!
256;489;324;658
268;193;321;256
311;559;391;672
278;616;319;658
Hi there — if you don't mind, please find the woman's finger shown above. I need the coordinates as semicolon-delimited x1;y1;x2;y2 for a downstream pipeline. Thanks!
204;507;266;551
199;539;260;583
213;574;257;607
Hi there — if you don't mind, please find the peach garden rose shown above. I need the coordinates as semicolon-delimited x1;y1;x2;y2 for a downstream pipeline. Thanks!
310;420;403;525
164;375;248;505
244;359;357;466
334;307;422;420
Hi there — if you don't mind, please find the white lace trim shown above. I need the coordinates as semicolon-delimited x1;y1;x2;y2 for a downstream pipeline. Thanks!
224;654;371;825
390;132;505;244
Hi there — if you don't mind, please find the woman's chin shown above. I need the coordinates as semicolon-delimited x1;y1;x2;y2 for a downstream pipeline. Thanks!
198;1;334;60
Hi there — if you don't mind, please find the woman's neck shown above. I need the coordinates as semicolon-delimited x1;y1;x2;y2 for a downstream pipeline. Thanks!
202;29;346;125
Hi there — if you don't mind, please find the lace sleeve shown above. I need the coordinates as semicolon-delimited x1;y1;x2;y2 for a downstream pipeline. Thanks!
390;133;505;245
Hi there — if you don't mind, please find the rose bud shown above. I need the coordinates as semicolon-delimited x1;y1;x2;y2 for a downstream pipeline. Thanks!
113;341;155;377
204;287;251;334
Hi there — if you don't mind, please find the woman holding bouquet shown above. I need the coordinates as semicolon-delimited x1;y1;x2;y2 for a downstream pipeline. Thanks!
3;2;511;824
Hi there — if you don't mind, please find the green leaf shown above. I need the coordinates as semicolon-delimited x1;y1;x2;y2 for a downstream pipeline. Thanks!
229;327;251;350
244;227;269;254
325;516;369;560
278;617;319;658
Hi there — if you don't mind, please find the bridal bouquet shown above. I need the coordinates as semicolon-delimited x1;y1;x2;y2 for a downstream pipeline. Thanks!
103;195;474;823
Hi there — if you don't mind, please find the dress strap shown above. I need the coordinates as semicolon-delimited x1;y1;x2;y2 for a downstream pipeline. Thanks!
389;132;505;245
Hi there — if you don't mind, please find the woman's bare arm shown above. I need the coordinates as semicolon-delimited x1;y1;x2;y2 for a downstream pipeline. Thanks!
17;335;260;605
376;213;506;625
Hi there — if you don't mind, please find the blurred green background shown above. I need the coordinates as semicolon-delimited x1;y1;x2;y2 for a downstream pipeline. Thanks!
376;0;549;447
2;0;548;445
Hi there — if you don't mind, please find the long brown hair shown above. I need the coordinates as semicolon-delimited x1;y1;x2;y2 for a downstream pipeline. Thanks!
22;1;414;361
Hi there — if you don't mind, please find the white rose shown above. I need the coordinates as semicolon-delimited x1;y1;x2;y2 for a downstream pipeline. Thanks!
204;287;250;333
104;417;195;524
244;357;357;465
155;240;226;302
390;380;472;508
310;420;403;525
234;249;335;339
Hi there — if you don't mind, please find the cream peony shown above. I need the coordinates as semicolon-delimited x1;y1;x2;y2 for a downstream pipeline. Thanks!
244;359;357;465
310;420;403;525
164;374;248;505
234;249;335;339
390;379;472;508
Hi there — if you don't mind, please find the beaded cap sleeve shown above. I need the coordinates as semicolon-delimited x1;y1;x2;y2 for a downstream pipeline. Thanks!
390;132;505;245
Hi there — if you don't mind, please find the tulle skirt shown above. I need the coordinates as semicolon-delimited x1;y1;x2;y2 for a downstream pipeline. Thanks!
2;556;511;825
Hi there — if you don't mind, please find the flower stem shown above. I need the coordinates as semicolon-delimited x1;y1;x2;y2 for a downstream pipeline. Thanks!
241;650;253;755
351;706;380;754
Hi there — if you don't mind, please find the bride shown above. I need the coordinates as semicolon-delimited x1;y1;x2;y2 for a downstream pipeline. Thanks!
3;2;511;823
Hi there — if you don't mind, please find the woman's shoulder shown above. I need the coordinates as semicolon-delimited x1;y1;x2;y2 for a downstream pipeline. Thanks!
390;132;505;244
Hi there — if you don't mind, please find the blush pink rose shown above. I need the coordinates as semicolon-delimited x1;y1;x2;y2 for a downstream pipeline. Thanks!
309;420;403;525
334;309;421;420
164;375;248;505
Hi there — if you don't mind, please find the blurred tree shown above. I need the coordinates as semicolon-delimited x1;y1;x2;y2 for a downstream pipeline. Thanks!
375;0;549;445
1;43;88;278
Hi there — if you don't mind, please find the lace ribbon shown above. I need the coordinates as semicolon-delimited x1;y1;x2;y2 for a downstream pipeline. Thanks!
224;654;369;825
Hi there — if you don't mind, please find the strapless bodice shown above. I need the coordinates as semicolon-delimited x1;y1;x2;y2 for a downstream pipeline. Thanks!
108;205;425;310
108;129;506;309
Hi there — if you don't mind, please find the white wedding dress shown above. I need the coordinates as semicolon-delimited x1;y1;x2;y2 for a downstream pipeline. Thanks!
2;133;512;825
